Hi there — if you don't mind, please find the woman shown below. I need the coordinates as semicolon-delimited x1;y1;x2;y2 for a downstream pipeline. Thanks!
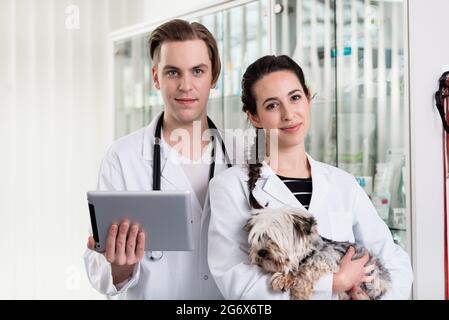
207;55;413;299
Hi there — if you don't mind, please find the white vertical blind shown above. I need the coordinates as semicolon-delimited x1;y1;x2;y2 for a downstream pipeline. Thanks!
0;0;162;299
0;0;17;299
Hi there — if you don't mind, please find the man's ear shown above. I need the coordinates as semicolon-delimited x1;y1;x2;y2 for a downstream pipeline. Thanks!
152;66;160;90
247;111;261;128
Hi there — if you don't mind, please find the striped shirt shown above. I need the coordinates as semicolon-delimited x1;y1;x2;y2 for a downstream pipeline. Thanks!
277;175;313;210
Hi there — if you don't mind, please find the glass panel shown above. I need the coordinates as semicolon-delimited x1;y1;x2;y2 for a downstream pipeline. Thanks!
275;0;337;166
276;0;408;250
335;0;407;249
193;0;270;130
196;11;225;128
113;0;270;137
113;35;163;138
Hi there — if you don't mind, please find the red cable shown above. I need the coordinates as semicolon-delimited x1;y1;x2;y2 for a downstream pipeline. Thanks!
444;134;448;300
444;95;449;300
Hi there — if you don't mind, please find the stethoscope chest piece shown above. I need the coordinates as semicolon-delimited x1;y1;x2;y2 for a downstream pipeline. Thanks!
147;250;163;261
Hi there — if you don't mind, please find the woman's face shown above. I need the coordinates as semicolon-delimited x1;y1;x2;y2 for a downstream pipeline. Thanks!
248;70;311;150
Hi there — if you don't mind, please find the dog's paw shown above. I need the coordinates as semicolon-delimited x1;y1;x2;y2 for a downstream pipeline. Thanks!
271;272;295;292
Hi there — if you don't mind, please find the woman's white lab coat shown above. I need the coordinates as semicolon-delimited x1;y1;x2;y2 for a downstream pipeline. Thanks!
84;114;230;299
208;155;413;299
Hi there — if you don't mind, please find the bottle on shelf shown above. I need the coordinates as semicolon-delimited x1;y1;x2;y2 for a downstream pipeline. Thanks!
372;162;393;223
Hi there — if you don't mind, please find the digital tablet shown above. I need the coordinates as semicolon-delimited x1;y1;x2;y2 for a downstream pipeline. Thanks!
87;191;194;253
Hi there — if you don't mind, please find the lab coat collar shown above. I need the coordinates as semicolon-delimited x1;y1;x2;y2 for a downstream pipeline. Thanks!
145;112;230;182
159;128;232;220
258;165;302;208
143;111;232;215
142;111;189;193
253;154;332;237
142;111;231;165
160;148;190;190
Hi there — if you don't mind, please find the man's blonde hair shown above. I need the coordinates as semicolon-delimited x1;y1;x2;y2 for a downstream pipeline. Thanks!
149;19;221;85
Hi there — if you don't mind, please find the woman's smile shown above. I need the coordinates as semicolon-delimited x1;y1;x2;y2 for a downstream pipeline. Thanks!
280;123;301;133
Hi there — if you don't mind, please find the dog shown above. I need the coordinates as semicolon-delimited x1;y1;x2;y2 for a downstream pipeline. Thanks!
244;207;391;300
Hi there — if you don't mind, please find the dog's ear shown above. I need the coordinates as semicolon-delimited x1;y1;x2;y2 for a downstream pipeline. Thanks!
243;212;261;232
292;213;316;236
243;218;254;233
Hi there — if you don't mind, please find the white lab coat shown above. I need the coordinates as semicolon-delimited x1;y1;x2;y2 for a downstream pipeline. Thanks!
208;155;413;300
84;113;231;299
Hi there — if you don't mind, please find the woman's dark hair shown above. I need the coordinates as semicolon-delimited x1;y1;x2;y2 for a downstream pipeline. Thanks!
241;55;310;209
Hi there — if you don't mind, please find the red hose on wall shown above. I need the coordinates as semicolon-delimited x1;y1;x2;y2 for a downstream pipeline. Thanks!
444;93;449;300
436;72;449;299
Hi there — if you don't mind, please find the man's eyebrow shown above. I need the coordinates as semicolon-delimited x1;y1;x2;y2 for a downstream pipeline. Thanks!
162;64;209;71
162;65;180;71
191;63;209;69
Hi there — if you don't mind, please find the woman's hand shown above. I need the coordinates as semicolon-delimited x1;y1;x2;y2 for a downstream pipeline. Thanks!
332;247;372;294
87;219;145;284
349;263;376;300
349;285;370;300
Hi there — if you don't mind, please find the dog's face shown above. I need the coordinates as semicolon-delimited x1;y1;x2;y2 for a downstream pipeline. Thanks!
244;207;318;273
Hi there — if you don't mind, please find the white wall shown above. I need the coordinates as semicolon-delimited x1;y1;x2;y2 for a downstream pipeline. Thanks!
0;0;217;299
408;0;449;300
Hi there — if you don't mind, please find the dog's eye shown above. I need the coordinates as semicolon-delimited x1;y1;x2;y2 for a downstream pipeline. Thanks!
258;249;268;258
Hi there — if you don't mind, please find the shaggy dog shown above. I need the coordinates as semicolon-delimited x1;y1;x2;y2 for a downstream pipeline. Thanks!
244;207;391;300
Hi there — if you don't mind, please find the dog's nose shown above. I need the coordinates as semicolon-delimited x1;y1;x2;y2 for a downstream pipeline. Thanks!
258;249;268;258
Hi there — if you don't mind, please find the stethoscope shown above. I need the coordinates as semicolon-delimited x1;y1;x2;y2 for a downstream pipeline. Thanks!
147;111;232;261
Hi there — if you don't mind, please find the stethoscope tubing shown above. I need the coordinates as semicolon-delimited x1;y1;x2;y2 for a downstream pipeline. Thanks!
148;112;231;261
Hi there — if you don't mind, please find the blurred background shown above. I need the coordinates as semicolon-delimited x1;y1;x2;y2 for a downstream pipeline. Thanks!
0;0;448;299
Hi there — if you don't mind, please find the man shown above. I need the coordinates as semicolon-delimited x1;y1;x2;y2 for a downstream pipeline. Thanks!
84;19;231;299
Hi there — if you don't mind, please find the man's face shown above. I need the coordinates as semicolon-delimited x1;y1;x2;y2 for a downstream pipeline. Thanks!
152;40;214;125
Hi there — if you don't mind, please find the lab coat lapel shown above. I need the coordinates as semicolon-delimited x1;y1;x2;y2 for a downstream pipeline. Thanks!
252;163;306;210
160;154;189;190
142;111;203;214
160;152;204;217
307;155;332;239
200;132;230;226
262;174;304;208
252;156;333;239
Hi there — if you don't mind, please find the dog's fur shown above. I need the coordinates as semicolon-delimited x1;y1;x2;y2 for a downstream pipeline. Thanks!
244;207;391;300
